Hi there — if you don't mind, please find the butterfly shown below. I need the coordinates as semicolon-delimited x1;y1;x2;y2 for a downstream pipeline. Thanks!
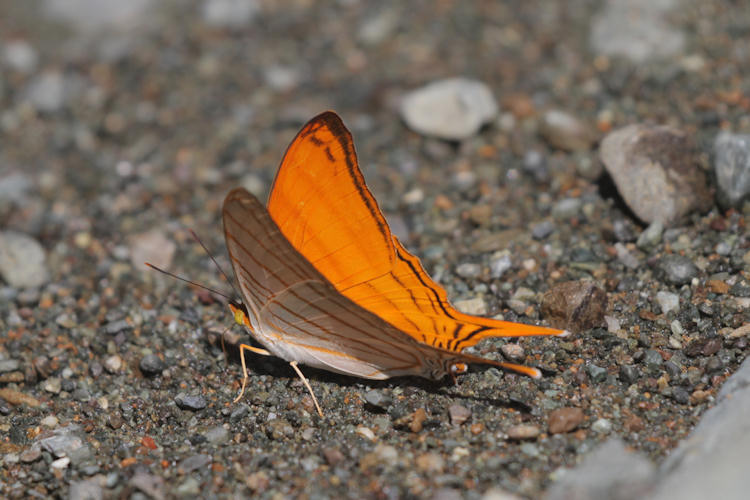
223;111;567;416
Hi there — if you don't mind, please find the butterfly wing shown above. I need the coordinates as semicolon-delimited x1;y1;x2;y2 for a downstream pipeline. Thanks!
224;187;508;380
267;112;565;355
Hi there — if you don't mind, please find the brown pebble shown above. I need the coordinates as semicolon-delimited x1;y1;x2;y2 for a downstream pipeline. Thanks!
108;413;124;429
322;447;345;466
624;414;645;432
0;388;41;407
411;408;427;433
500;343;525;362
415;452;445;473
702;338;722;356
449;404;471;426
20;448;42;463
506;424;541;440
0;371;25;383
707;279;730;294
245;471;269;493
541;280;607;332
690;389;711;404
548;407;584;434
470;423;484;435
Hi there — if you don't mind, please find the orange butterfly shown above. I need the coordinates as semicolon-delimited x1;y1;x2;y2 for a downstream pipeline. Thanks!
224;112;567;415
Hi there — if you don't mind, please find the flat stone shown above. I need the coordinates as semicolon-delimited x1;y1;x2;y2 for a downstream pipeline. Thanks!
659;255;698;285
548;407;584;434
400;78;498;140
539;110;595;152
713;131;750;209
0;231;49;288
541;281;607;332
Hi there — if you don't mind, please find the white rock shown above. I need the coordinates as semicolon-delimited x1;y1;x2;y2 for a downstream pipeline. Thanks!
3;40;38;72
400;78;498;140
0;231;50;288
202;0;260;28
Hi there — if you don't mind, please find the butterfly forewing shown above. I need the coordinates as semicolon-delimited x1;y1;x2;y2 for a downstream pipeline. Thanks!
267;112;565;354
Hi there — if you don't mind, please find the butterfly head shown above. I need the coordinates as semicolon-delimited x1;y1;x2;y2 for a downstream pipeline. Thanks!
228;301;250;327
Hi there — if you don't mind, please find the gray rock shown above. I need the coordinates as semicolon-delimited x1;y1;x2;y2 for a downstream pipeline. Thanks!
489;252;513;278
586;364;608;383
531;220;556;240
2;40;38;73
202;0;260;28
129;472;165;500
649;357;750;500
38;424;91;464
455;262;481;279
0;231;49;288
714;131;750;209
539;110;595;152
69;479;103;500
44;0;155;32
364;390;392;410
655;291;680;314
600;124;712;227
545;438;655;500
643;349;663;369
178;454;212;474
139;354;166;375
637;221;663;249
659;255;698;285
400;78;498;140
0;359;21;373
204;425;230;445
589;0;685;63
175;393;207;411
0;173;33;206
552;198;582;219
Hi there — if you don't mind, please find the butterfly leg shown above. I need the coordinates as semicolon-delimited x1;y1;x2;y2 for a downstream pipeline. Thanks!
289;361;324;417
233;344;271;403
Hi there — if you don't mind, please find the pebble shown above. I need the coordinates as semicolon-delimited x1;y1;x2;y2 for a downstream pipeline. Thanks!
643;349;664;370
355;426;376;441
713;131;750;209
0;231;50;288
44;377;62;394
415;452;445;473
203;426;229;445
175;477;200;497
551;198;582;219
202;0;260;28
489;252;512;278
589;0;685;63
175;393;207;411
0;359;21;373
400;78;498;140
548;407;584;434
500;343;525;362
531;220;555;240
178;454;212;474
41;415;59;428
546;438;655;500
541;280;607;332
614;243;639;269
51;456;71;470
454;297;487;315
591;418;612;434
656;291;680;315
24;71;65;112
599;124;712;226
3;39;38;73
455;262;481;279
129;229;176;271
139;354;166;375
659;255;698;285
69;479;103;500
586;364;608;383
20;448;42;463
539;110;595;152
129;472;165;499
322;447;345;466
506;424;540;440
103;355;122;374
448;404;471;426
619;364;639;384
363;389;392;411
360;444;397;469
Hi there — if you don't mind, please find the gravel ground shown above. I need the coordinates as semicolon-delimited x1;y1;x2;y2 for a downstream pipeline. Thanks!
0;1;748;499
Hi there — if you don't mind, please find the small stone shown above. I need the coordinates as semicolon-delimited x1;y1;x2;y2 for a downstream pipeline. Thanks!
175;394;207;411
619;365;639;384
520;443;540;457
202;0;260;28
102;319;131;335
129;229;176;272
672;387;690;404
548;407;584;434
541;281;607;332
506;424;540;440
355;426;376;441
20;448;42;463
44;377;62;394
0;231;50;288
400;78;498;140
531;220;555;240
539;110;595;152
481;488;523;500
178;454;212;474
659;255;698;285
25;71;65;112
244;471;269;493
614;243;639;269
3;40;38;72
714;131;750;209
643;349;663;369
129;472;165;499
176;477;201;497
448;404;471;425
51;456;71;470
360;444;398;469
41;415;59;428
456;263;481;279
69;479;103;500
363;390;392;411
656;291;680;314
415;452;445;473
0;359;21;373
402;188;424;205
489;252;512;278
600;124;712;226
586;364;608;383
103;355;122;374
204;426;229;445
552;198;582;219
454;297;487;315
591;418;612;434
500;343;525;362
322;447;345;466
139;354;166;375
637;221;664;249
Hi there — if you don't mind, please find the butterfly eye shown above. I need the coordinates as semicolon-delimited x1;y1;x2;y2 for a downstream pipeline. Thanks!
451;363;468;375
229;303;246;326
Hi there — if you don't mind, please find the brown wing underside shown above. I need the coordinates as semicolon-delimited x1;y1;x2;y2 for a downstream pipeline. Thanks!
224;188;524;380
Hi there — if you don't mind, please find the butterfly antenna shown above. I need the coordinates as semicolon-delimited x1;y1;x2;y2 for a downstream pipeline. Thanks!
189;229;240;298
145;262;233;302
